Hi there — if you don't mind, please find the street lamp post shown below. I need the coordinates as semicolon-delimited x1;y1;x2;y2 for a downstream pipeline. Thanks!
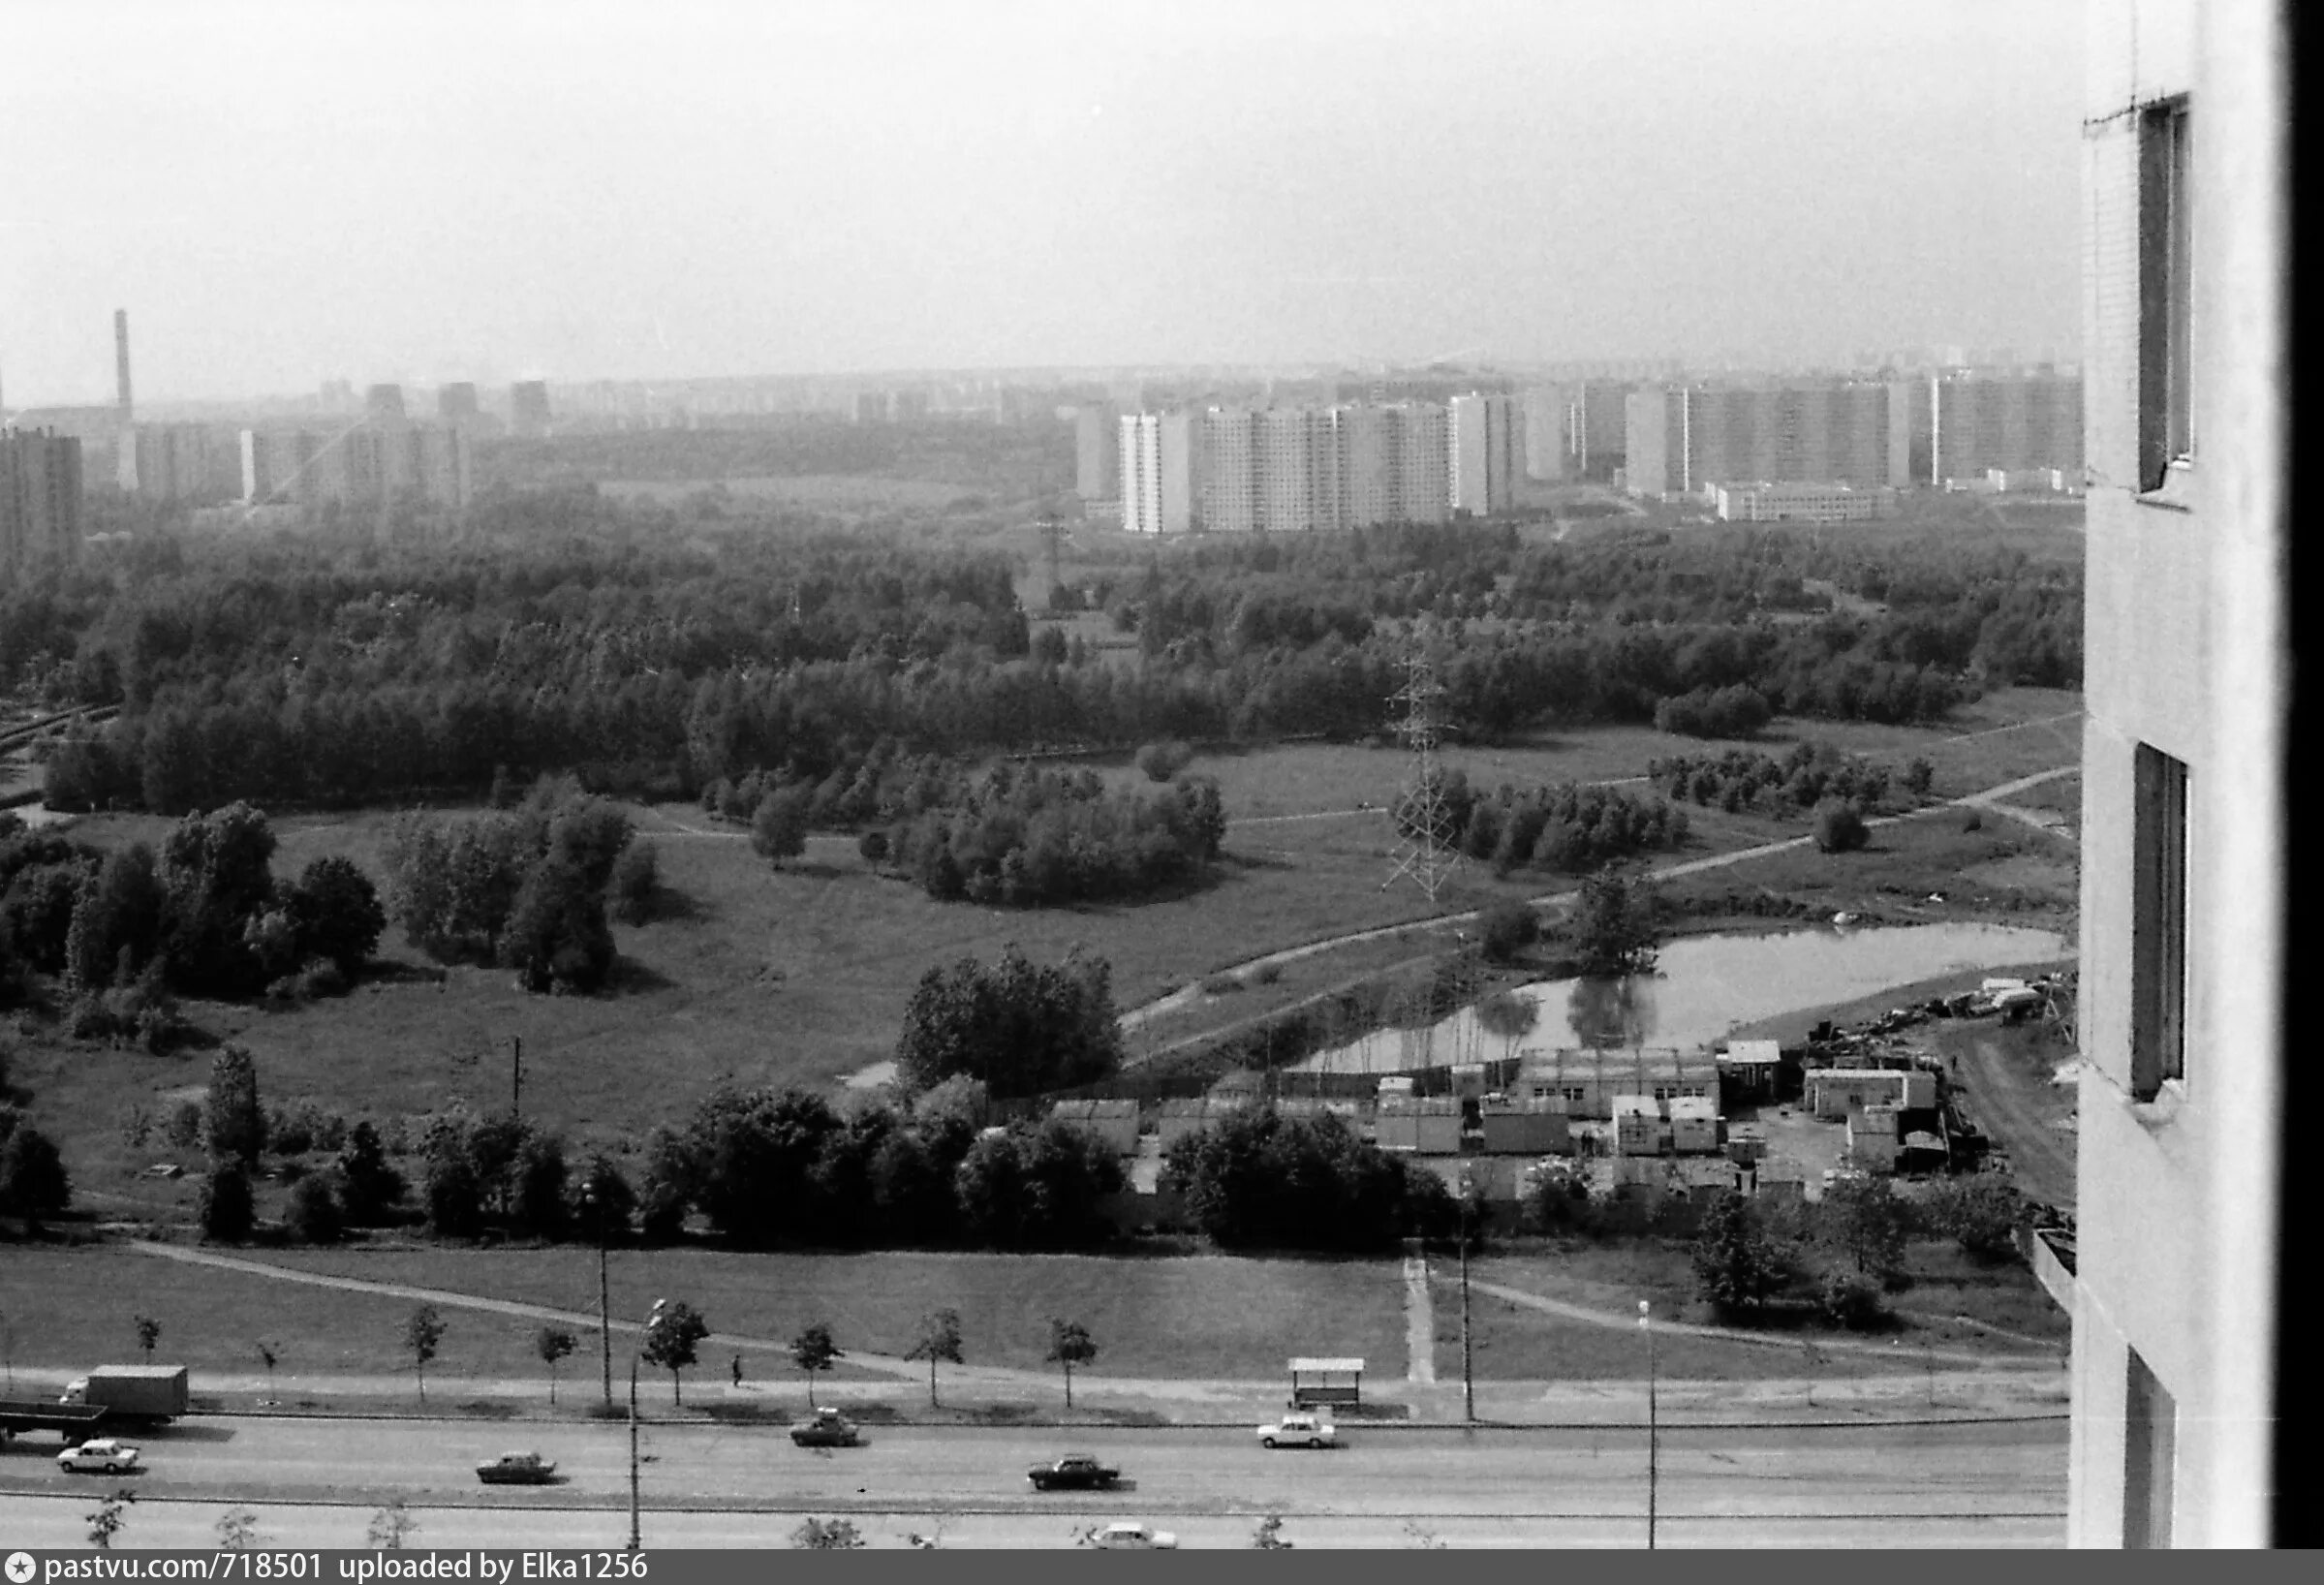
583;1186;613;1409
1457;1172;1475;1425
1639;1299;1658;1550
629;1299;661;1553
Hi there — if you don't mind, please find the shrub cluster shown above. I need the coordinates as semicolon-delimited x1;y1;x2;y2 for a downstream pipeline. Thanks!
894;946;1123;1099
1398;772;1689;877
1653;684;1773;738
1647;742;1896;817
884;764;1226;907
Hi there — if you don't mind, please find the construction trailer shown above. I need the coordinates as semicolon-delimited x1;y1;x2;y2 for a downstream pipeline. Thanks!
1667;1094;1720;1154
1611;1095;1668;1157
1845;1103;1903;1172
1377;1096;1462;1155
1477;1097;1570;1156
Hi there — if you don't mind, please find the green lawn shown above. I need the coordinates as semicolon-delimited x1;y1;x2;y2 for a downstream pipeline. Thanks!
1458;1238;2067;1381
0;1245;1406;1389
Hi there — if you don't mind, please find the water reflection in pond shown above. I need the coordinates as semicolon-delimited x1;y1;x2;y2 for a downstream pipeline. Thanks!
1292;921;2070;1074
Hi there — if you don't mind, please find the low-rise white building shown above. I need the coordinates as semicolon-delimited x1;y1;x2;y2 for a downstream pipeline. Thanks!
1713;480;1900;523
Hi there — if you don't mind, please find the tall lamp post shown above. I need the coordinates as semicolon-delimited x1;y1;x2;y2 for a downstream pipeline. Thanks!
630;1299;661;1553
1457;1169;1475;1425
1639;1299;1658;1550
583;1185;613;1408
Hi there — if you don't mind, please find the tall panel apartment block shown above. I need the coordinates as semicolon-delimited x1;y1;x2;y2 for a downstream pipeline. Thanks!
1;428;84;578
1523;384;1577;481
1121;411;1199;535
1075;402;1119;501
1448;393;1516;515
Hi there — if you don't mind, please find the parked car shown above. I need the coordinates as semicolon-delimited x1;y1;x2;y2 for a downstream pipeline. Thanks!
1027;1453;1123;1491
57;1439;141;1475
1256;1414;1338;1449
475;1450;558;1485
1087;1522;1178;1550
790;1408;862;1447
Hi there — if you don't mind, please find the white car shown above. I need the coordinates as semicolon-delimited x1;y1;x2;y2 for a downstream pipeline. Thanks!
1089;1522;1179;1550
1256;1414;1338;1449
58;1439;142;1475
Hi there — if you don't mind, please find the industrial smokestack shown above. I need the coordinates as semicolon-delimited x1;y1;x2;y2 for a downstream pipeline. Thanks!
114;309;133;420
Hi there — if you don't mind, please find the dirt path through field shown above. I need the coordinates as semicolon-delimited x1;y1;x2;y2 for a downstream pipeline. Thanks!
1951;1036;2079;1212
1402;1244;1438;1383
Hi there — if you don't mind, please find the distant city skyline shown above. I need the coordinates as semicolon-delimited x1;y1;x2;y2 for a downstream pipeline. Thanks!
2;0;2083;405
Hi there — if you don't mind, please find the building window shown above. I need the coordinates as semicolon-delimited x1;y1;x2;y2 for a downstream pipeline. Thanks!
2138;99;2193;489
2123;1350;2178;1548
2131;744;2190;1098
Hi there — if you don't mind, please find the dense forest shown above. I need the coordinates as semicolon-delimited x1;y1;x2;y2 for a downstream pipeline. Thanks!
5;494;2080;820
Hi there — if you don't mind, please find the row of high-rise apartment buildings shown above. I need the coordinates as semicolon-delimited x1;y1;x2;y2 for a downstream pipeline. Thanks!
238;421;474;513
0;427;83;582
1617;372;2085;499
1115;395;1518;534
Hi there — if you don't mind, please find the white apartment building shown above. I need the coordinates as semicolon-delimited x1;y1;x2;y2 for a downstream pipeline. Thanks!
1119;411;1199;535
2066;0;2288;1549
1448;392;1518;515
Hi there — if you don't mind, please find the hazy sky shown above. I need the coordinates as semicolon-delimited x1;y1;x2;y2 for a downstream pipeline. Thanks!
3;0;2085;404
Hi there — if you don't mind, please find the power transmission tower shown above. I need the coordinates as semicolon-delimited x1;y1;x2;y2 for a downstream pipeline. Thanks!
1382;629;1462;907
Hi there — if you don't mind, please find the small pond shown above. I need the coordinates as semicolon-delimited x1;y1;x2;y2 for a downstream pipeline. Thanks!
1290;920;2071;1074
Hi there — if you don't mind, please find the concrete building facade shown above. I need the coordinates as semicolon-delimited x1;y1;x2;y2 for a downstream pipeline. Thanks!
1074;402;1119;501
1;428;83;577
1121;410;1200;535
1447;392;1518;516
2066;0;2288;1549
510;381;553;437
1714;481;1901;524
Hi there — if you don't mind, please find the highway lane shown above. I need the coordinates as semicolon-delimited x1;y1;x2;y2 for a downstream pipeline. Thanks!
0;1417;2063;1543
0;1493;2063;1548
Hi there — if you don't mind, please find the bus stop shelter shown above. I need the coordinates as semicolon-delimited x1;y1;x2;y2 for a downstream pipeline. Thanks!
1287;1357;1365;1408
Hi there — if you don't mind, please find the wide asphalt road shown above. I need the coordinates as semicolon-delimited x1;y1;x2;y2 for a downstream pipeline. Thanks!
0;1416;2065;1548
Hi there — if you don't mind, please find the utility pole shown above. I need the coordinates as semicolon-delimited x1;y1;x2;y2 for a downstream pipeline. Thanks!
1640;1300;1658;1550
588;1188;612;1408
627;1356;641;1551
1458;1175;1474;1424
511;1036;522;1118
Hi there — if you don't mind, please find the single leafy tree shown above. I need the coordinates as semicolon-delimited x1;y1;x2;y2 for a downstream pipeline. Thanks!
0;1124;71;1231
214;1508;263;1549
536;1325;577;1406
87;1489;135;1549
1812;798;1871;854
199;1163;256;1244
790;1517;865;1549
1821;1173;1911;1282
1690;1193;1788;1318
642;1299;709;1406
404;1305;446;1403
790;1321;843;1410
1565;864;1662;979
203;1044;267;1166
288;1174;344;1244
365;1501;418;1549
904;1308;964;1408
1045;1318;1096;1409
750;789;810;866
133;1315;160;1356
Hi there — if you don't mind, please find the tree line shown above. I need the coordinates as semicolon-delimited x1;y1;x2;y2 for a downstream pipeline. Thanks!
12;500;2080;822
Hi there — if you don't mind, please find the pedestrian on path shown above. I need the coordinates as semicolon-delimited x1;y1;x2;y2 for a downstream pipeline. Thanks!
731;1354;744;1386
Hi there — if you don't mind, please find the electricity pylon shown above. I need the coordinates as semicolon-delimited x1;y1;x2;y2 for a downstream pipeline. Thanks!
1383;628;1461;908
